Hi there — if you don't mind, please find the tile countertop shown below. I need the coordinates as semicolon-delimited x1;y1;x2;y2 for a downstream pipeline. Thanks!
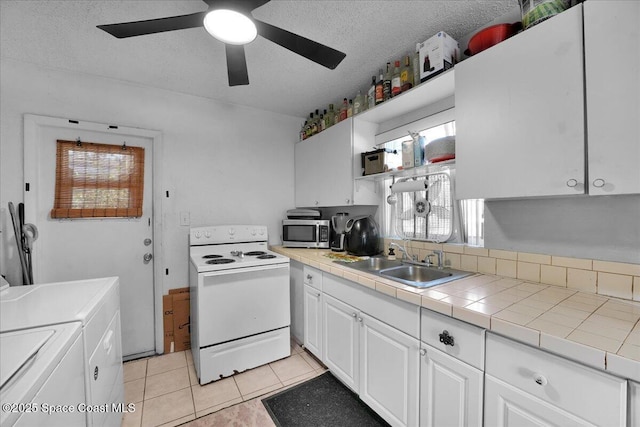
271;246;640;382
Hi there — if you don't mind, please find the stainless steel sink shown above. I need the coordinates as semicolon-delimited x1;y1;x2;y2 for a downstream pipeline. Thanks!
343;257;403;273
336;256;472;289
379;265;471;288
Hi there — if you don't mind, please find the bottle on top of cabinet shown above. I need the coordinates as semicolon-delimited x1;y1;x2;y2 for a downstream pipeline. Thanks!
375;69;384;105
392;60;402;96
340;98;348;121
383;62;392;101
401;55;414;92
353;90;363;115
368;76;376;109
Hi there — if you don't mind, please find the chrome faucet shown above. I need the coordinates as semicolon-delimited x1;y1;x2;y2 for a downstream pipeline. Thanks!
432;250;444;269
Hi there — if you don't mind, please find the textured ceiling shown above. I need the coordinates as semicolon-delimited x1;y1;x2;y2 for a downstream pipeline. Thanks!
0;0;519;118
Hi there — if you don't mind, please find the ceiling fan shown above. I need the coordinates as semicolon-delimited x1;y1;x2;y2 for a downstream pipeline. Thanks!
97;0;346;86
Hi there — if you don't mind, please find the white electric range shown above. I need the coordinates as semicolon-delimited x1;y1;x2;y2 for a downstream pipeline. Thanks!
189;225;290;385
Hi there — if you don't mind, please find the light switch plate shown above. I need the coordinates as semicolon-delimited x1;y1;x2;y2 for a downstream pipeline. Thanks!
180;211;190;226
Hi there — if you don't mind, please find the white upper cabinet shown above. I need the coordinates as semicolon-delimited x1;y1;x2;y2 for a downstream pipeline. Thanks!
584;0;640;195
294;118;378;207
455;5;585;199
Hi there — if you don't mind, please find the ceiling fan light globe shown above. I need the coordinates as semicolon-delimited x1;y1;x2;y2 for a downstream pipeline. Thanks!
203;9;257;45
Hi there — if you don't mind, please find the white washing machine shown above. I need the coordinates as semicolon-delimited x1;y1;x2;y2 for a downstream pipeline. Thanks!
1;322;85;426
0;277;124;427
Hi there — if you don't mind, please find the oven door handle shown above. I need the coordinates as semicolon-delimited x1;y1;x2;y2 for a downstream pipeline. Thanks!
200;263;289;277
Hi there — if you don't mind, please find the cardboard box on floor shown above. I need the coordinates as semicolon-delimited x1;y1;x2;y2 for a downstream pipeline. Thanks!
163;287;190;352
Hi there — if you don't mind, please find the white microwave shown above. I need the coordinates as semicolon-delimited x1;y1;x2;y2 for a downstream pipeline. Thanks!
282;219;330;249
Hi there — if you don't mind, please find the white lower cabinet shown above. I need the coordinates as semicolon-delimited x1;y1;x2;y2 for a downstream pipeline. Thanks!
485;333;627;427
321;282;420;427
322;293;359;392
631;381;640;427
302;283;322;360
420;308;485;427
420;344;483;427
359;312;420;427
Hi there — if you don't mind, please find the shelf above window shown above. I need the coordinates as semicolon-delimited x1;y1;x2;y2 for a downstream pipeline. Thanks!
355;69;455;125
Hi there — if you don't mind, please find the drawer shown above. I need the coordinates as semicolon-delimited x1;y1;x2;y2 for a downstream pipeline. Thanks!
303;266;323;291
421;308;485;370
486;333;627;427
323;272;419;338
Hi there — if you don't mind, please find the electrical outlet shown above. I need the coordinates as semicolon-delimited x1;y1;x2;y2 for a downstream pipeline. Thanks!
180;211;190;226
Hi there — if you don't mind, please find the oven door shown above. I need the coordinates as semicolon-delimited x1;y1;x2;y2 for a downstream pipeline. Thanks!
196;263;290;347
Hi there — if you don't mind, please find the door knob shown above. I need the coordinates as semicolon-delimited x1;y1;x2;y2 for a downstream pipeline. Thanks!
143;253;153;264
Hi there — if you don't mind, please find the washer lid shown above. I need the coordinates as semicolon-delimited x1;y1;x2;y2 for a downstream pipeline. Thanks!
1;329;53;388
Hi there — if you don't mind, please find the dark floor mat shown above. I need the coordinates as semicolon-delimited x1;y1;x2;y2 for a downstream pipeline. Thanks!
262;372;390;427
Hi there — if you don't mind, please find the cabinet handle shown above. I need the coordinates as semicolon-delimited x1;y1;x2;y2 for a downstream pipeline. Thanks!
306;274;312;281
357;317;363;323
315;292;321;297
592;178;605;188
566;179;578;188
420;348;427;357
314;201;319;206
345;199;350;204
439;330;455;346
352;313;357;318
533;373;548;386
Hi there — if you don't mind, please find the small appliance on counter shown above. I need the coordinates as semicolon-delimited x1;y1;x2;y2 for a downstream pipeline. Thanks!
330;212;349;252
344;215;381;256
282;209;330;249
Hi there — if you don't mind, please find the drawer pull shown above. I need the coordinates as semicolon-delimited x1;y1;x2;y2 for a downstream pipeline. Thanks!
439;330;455;346
420;348;427;357
533;373;548;386
306;274;312;281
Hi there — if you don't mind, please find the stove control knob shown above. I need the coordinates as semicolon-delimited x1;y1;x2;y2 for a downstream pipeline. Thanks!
251;228;257;235
228;228;235;235
204;231;211;238
259;228;265;235
194;231;202;239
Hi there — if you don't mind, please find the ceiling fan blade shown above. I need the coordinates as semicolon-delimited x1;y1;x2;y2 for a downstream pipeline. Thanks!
254;19;346;70
226;44;249;86
97;12;207;38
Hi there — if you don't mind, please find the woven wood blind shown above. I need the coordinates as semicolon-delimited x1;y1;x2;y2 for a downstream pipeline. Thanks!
51;140;145;218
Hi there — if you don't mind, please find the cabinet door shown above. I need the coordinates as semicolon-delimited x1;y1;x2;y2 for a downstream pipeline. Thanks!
294;119;353;207
485;375;598;427
322;293;359;392
303;284;323;360
456;5;585;199
631;381;640;427
360;313;419;427
420;344;483;427
584;1;640;195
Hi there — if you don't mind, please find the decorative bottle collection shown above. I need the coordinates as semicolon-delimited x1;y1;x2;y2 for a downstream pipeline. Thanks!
299;28;459;141
299;53;420;141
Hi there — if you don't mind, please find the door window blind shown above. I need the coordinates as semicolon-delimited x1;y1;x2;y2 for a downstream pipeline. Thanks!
51;140;144;218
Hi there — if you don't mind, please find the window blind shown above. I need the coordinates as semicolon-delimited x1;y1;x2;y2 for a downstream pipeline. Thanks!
51;140;144;218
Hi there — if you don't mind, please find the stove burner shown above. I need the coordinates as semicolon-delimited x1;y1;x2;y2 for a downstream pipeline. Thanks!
203;255;223;259
205;258;235;265
257;254;277;259
245;251;267;256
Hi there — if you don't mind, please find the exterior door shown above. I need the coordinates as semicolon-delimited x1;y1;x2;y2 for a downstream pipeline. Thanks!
24;115;156;358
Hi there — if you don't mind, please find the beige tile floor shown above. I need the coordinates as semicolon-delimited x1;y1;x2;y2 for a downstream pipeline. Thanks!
121;341;327;427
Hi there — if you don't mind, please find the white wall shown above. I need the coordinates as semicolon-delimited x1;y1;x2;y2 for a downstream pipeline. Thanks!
0;58;301;290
